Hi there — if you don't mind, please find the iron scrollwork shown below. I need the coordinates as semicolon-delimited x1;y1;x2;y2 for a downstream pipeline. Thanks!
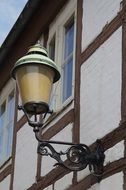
18;105;105;174
37;137;105;173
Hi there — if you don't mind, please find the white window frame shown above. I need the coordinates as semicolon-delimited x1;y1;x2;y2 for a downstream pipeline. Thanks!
0;79;16;165
47;0;77;111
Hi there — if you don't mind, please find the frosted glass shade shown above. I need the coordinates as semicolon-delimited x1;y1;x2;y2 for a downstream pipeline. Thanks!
15;64;54;114
11;44;60;114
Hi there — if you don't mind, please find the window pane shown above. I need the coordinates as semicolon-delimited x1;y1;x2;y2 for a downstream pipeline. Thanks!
64;22;74;59
0;102;6;127
62;57;73;102
0;102;6;158
49;35;55;61
6;91;14;157
49;36;56;109
6;122;13;157
0;131;4;159
7;91;14;122
62;20;74;103
0;134;3;158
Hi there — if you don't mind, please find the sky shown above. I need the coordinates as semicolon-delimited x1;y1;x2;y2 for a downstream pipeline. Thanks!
0;0;28;45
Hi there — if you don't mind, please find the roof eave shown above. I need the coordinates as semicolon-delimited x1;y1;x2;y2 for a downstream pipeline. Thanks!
0;0;41;65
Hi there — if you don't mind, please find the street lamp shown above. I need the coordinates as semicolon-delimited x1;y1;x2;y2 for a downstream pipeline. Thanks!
11;44;105;174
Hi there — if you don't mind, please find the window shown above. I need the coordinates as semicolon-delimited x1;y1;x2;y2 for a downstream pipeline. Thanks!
6;92;15;157
47;0;77;110
0;86;15;164
62;20;74;103
0;102;6;160
49;35;57;110
49;35;56;61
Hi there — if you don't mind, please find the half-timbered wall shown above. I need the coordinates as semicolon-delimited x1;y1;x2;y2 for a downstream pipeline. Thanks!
0;0;126;190
82;0;122;50
80;27;122;145
41;123;73;176
13;123;38;190
0;175;11;190
87;172;123;190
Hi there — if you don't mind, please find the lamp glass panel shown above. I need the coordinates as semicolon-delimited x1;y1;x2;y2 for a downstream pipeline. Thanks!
15;64;54;113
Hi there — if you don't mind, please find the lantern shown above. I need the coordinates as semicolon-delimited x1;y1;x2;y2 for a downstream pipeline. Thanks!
11;44;60;114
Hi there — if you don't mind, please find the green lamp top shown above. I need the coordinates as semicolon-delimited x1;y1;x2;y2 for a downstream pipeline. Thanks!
11;44;60;83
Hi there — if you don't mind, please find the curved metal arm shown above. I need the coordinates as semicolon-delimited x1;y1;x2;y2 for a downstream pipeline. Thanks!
35;130;105;173
18;105;105;174
37;141;90;171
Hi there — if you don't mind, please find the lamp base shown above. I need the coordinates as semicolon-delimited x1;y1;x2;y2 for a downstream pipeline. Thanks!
24;101;49;114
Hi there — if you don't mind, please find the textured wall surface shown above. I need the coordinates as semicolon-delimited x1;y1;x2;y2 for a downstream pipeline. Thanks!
43;185;53;190
88;172;123;190
104;141;124;165
41;123;73;176
13;123;37;190
80;27;122;145
54;172;73;190
43;173;73;190
82;0;122;50
0;175;10;190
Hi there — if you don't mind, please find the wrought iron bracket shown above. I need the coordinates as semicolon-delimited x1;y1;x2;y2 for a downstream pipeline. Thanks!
37;137;105;174
18;105;105;175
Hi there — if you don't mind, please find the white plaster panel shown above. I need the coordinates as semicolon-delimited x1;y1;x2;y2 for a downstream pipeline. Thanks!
80;27;122;145
87;172;123;190
43;185;53;190
13;123;38;190
88;184;99;190
0;175;10;190
77;167;90;182
54;172;73;190
104;141;124;165
41;123;73;176
82;0;122;50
